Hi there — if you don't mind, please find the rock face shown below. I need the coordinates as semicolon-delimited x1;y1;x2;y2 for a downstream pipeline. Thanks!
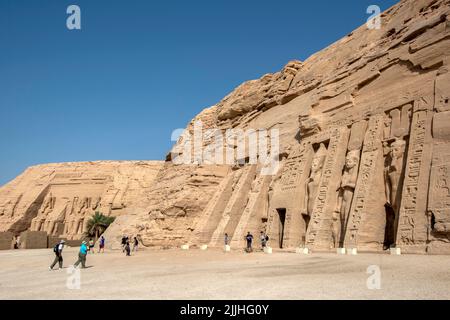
0;161;163;240
1;0;450;253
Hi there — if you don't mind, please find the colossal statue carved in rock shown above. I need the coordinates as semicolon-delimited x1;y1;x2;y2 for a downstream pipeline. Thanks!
301;143;327;232
384;138;407;248
385;139;407;211
334;150;360;247
31;193;55;232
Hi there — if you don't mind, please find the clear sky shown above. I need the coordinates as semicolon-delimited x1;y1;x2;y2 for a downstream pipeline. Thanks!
0;0;398;186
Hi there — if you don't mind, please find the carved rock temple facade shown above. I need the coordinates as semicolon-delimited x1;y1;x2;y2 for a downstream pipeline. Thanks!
0;162;163;242
1;0;449;253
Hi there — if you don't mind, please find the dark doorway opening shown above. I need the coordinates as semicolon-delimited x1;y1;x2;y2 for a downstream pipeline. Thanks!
277;208;286;248
302;213;310;246
383;204;396;250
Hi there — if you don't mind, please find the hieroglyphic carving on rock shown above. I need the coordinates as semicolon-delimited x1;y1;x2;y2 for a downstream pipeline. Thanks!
301;143;328;233
344;115;384;248
305;127;349;248
397;108;433;247
428;110;450;236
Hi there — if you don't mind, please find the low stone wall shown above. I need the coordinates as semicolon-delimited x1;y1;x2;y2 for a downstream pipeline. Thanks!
0;232;14;250
20;231;48;249
48;236;67;248
65;239;82;247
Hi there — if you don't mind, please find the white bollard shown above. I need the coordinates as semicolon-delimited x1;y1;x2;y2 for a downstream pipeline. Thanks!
390;247;401;255
296;247;310;254
346;248;358;255
200;245;208;251
264;246;272;254
181;244;189;250
336;248;346;255
224;245;231;252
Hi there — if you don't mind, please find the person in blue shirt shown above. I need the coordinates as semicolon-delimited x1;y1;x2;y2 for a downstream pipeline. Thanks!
74;241;88;268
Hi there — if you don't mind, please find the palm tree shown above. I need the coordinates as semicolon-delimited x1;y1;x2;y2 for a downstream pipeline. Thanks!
84;212;115;242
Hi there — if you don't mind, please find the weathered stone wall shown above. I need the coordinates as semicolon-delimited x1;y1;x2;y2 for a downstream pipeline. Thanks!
20;231;47;249
0;232;13;250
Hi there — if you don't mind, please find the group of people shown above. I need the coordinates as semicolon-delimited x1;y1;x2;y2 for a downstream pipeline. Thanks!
49;239;89;270
48;235;112;270
86;236;106;254
121;235;140;256
49;229;267;270
224;231;269;253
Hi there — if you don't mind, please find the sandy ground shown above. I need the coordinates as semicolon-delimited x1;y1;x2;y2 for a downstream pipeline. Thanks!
0;247;449;300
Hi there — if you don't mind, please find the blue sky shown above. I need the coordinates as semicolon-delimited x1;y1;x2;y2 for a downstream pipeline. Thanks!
0;0;398;185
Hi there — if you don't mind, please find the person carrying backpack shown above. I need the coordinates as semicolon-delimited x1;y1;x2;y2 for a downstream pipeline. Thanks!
49;240;65;270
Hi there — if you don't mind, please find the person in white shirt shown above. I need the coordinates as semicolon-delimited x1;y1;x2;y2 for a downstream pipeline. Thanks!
49;240;65;270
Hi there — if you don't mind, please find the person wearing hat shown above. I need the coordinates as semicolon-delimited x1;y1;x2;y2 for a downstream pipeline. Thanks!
49;240;65;270
74;240;88;269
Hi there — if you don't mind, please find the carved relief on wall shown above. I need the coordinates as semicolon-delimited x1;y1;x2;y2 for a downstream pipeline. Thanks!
31;192;56;232
301;143;328;236
426;107;450;244
278;143;309;191
344;115;384;247
298;114;323;138
29;191;104;239
334;149;360;248
381;103;412;248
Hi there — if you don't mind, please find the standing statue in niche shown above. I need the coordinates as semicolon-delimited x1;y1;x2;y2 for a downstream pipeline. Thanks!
385;139;407;212
301;143;327;234
31;193;55;231
334;150;360;247
331;211;340;249
384;138;407;249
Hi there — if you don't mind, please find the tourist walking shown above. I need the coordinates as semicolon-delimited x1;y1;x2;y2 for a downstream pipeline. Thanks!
99;235;105;253
224;233;229;246
14;236;20;249
49;240;65;270
88;238;95;254
121;235;128;252
125;240;131;256
132;236;139;252
260;231;267;251
245;232;253;253
74;241;88;268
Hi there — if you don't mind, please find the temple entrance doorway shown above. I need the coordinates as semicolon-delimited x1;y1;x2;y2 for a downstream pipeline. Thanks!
383;204;396;250
276;208;286;248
